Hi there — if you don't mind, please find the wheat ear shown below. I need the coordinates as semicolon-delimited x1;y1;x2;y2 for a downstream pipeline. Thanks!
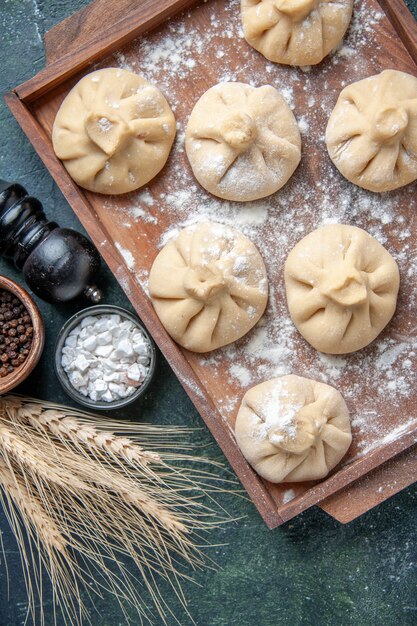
0;395;232;626
0;457;66;553
15;402;161;467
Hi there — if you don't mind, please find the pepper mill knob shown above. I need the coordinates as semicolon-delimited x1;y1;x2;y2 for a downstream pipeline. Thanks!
0;180;102;303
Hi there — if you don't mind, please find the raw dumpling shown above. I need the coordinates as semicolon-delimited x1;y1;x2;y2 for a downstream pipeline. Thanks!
241;0;353;66
52;68;176;194
284;224;400;354
235;375;352;483
149;222;268;352
185;82;301;201
326;70;417;192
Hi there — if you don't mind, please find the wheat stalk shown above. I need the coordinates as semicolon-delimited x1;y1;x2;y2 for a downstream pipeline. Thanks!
0;395;232;626
0;457;66;553
17;403;161;466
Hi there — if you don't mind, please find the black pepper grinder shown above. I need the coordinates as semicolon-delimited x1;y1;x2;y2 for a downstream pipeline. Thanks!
0;180;102;303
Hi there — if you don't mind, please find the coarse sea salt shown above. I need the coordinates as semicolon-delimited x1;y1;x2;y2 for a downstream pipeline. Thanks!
98;0;417;456
61;314;151;403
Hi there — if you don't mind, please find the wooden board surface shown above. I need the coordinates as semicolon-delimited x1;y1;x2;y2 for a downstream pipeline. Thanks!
320;443;417;523
6;0;417;527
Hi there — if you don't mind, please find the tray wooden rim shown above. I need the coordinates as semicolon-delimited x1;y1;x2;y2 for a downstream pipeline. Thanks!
6;0;417;528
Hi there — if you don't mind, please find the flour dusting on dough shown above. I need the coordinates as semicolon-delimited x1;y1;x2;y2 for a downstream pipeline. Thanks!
99;0;417;462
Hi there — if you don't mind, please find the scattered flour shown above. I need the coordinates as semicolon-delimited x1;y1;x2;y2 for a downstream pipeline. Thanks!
229;364;252;387
115;242;135;271
298;116;309;134
283;489;296;504
97;0;417;468
256;380;303;443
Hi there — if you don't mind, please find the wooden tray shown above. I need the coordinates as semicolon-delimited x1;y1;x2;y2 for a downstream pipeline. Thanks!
5;0;417;528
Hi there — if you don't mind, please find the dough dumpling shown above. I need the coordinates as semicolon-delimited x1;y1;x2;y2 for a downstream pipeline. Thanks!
185;82;301;201
284;224;400;354
326;70;417;192
241;0;353;66
149;222;268;352
52;68;176;194
235;375;352;483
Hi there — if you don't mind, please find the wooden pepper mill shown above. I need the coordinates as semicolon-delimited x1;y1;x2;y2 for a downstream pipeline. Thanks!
0;180;102;303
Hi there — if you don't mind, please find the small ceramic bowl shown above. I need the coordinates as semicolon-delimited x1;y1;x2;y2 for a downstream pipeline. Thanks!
54;304;156;410
0;275;45;394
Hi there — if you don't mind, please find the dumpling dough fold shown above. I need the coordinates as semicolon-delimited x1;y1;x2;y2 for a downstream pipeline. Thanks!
149;222;268;352
185;82;301;201
235;375;352;482
284;224;400;354
326;69;417;192
52;68;176;195
241;0;353;66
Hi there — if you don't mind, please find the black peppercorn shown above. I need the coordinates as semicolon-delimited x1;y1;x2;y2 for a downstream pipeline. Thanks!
0;288;33;376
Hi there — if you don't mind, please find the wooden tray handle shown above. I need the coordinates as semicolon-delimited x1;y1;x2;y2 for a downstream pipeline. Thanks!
42;0;417;526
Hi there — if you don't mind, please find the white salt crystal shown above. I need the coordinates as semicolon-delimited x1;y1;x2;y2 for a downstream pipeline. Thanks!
61;355;73;369
69;371;87;388
127;363;141;382
62;313;151;402
104;372;124;383
133;341;149;356
79;328;89;340
103;360;118;373
65;335;78;349
94;380;108;393
82;336;97;352
73;355;91;373
80;315;97;328
114;339;134;359
137;355;150;366
95;345;114;358
109;382;123;396
87;369;100;382
94;318;109;333
101;390;114;402
96;331;113;345
62;346;75;357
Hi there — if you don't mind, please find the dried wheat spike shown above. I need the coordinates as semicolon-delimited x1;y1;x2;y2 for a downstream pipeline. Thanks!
0;394;231;626
0;458;66;553
15;403;162;467
0;422;90;492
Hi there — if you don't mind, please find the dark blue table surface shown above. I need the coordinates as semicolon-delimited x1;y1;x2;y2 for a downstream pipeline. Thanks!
0;1;416;625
